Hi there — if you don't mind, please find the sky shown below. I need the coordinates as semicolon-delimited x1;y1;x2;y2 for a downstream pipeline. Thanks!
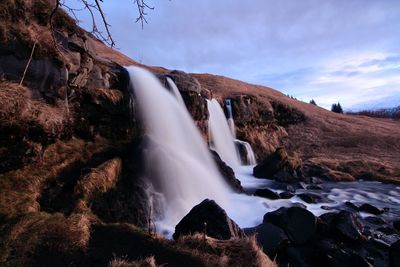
67;0;400;110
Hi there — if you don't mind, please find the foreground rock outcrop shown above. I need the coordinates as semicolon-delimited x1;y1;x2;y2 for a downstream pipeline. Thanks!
173;199;244;240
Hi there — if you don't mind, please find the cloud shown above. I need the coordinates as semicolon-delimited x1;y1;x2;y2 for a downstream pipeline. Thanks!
66;0;400;110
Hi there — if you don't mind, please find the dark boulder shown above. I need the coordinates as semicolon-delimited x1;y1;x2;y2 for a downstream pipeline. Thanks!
279;191;294;199
334;211;364;241
244;223;288;255
253;147;303;183
390;240;400;267
306;184;324;190
285;207;317;244
210;150;243;193
254;188;280;200
298;193;323;204
365;216;387;225
173;199;244;240
263;207;289;227
393;220;400;232
345;201;359;211
359;203;384;215
263;207;316;244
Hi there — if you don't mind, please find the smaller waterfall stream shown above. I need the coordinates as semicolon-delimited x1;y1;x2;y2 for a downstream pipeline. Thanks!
208;98;257;166
224;99;236;138
207;99;241;168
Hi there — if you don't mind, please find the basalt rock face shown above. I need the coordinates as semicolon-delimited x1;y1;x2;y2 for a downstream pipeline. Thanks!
210;150;244;193
173;199;244;240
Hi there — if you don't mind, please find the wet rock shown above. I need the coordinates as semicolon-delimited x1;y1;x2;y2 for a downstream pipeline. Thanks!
253;147;303;183
209;150;243;193
254;188;280;200
279;191;294;199
393;220;400;232
306;184;323;190
285;207;317;244
377;226;396;235
359;203;384;215
365;216;387;225
0;40;67;98
263;207;289;227
298;193;323;204
263;207;316;244
173;199;244;240
286;184;296;193
328;250;373;267
321;205;335;211
290;203;307;209
244;223;288;255
345;201;359;211
298;182;308;189
390;240;400;267
334;211;364;241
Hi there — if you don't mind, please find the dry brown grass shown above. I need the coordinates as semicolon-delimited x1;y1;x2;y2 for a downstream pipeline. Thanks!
0;136;109;219
178;234;277;267
74;157;122;201
0;81;68;138
108;256;159;267
0;212;90;263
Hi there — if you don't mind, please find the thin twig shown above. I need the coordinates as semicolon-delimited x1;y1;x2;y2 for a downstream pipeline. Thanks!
94;0;115;47
20;41;37;86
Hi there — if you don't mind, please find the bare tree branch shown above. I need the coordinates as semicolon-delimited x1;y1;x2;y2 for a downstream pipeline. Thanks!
134;0;154;29
94;0;115;47
49;0;156;49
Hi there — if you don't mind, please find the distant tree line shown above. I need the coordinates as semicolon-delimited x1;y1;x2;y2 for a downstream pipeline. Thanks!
347;107;400;120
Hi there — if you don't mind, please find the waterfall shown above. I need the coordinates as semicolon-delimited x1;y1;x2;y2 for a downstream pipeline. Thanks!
166;76;185;107
224;99;236;138
209;98;257;166
235;140;257;165
126;66;230;232
207;99;241;168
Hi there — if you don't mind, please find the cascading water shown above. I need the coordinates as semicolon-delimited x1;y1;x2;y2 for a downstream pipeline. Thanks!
126;66;231;233
209;98;257;166
224;99;236;137
235;140;257;165
166;76;186;107
207;99;241;168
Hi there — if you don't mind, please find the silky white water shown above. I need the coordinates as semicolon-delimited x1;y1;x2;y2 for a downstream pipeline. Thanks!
235;139;257;165
208;99;256;166
166;76;186;107
126;66;231;233
207;99;241;168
